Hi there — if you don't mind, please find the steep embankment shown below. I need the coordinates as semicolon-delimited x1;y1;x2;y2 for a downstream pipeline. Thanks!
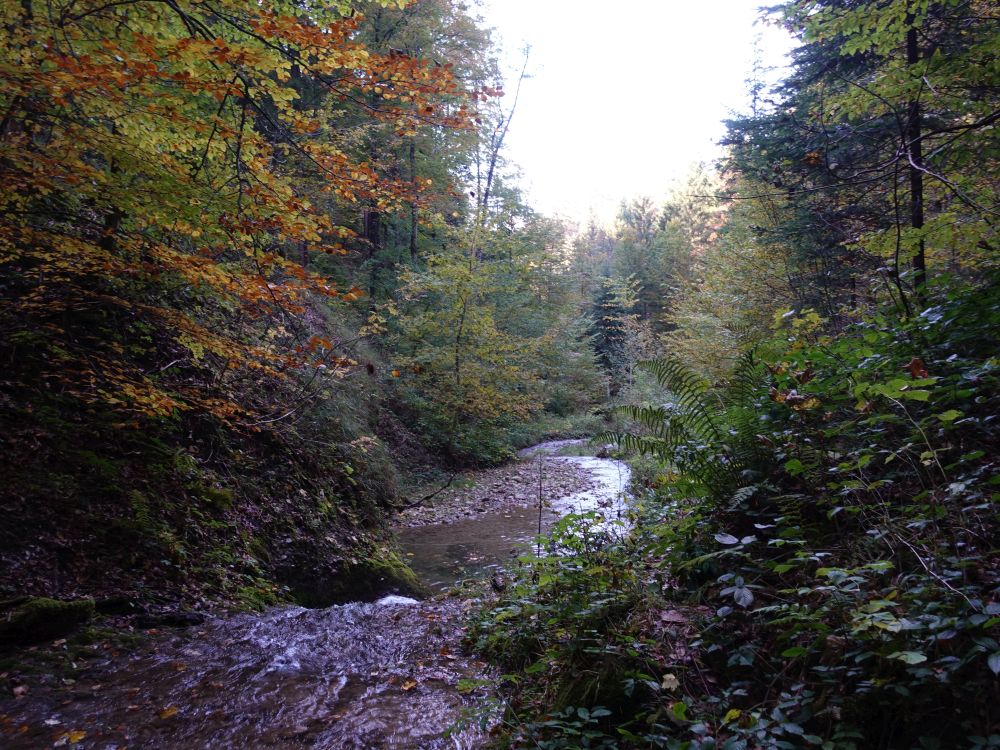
0;367;427;616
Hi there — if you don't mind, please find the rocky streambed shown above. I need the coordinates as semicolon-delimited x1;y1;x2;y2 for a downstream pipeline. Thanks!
0;440;629;749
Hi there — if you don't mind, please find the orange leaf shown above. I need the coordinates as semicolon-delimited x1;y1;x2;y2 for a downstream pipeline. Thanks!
905;357;929;379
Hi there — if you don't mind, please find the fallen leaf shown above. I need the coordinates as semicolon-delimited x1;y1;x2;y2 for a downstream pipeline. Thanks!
661;674;680;691
905;357;929;379
659;610;687;624
401;679;418;692
158;706;179;720
12;685;27;699
67;730;87;743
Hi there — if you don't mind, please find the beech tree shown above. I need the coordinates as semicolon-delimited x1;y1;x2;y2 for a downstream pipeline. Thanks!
0;0;477;424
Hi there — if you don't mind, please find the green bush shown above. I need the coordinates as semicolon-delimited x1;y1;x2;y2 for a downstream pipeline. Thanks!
473;275;1000;749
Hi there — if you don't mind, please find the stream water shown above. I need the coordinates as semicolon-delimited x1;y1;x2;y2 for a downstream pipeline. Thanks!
398;441;630;590
1;441;629;749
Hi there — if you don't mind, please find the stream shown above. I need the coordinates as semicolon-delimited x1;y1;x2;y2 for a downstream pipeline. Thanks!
0;441;629;749
397;440;631;590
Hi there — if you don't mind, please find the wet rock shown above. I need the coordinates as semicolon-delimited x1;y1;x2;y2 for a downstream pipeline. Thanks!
135;611;206;629
281;547;430;608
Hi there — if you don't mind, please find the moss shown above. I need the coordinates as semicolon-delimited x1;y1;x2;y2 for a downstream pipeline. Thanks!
286;546;429;608
197;484;234;512
243;532;271;563
367;546;424;592
0;597;95;643
234;582;281;611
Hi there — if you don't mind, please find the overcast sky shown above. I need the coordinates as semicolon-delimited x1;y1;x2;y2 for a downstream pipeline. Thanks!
476;1;794;225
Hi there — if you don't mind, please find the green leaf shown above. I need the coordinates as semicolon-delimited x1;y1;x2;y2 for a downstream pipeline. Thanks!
988;652;1000;675
733;587;754;608
936;409;962;422
888;650;927;664
782;646;808;657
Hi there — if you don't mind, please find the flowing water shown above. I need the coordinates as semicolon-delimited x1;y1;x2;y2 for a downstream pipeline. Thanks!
398;440;630;590
2;596;492;749
1;442;629;749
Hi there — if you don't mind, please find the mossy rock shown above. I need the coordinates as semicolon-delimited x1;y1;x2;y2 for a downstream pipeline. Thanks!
0;597;95;644
285;547;429;608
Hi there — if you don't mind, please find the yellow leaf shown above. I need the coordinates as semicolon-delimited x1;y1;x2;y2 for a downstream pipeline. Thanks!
660;674;679;691
158;706;179;719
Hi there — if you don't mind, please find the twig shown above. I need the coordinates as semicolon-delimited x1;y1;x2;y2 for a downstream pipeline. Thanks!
536;452;544;557
891;531;980;612
401;471;459;510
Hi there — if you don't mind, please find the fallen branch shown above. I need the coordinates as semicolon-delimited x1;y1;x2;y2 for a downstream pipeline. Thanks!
400;471;459;510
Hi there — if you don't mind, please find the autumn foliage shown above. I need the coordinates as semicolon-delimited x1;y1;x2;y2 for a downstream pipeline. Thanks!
0;0;476;423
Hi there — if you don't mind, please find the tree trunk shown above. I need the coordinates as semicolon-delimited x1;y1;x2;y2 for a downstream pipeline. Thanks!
364;207;381;303
906;24;927;299
409;139;418;263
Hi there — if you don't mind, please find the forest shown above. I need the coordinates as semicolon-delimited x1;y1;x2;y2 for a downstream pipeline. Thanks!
0;0;998;748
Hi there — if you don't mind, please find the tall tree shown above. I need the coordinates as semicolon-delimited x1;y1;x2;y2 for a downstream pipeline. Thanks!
723;0;999;316
0;0;476;423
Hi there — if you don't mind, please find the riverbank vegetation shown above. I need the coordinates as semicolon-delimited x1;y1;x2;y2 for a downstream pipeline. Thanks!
471;1;1000;748
0;0;604;612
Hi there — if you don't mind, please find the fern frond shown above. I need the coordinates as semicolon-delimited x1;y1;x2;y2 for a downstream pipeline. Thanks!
638;357;724;442
595;431;675;460
615;404;673;436
639;358;709;409
604;352;777;508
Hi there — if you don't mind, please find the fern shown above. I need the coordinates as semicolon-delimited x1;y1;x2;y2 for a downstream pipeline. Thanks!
599;353;771;507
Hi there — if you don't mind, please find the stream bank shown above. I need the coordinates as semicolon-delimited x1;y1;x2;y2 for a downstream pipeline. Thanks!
0;441;629;749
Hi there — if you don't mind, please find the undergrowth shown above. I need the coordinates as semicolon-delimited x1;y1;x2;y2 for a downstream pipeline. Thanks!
471;276;1000;749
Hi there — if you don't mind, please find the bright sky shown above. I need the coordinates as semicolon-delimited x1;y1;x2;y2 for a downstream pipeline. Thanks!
477;1;794;225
